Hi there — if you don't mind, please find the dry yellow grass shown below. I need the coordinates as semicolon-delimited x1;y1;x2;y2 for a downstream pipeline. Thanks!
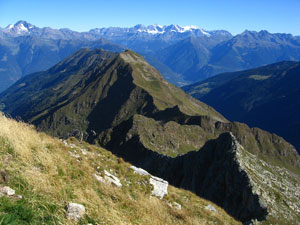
0;113;241;225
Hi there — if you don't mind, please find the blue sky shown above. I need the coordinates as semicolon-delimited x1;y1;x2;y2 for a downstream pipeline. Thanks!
0;0;299;35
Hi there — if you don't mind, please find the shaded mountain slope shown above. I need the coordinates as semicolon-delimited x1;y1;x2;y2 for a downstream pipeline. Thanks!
184;61;300;152
0;49;299;223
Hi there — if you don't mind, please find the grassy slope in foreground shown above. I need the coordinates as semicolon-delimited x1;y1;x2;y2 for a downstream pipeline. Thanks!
0;113;240;225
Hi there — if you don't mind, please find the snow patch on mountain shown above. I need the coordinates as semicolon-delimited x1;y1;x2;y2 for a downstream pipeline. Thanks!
6;24;14;29
16;23;28;33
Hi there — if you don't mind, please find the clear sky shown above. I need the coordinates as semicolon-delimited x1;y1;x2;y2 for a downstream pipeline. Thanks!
0;0;299;35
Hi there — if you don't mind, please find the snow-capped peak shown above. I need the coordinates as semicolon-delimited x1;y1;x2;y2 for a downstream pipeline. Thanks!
16;23;28;32
133;24;210;35
4;21;35;35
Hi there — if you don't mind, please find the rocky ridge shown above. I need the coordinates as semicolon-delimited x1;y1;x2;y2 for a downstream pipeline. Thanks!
236;140;300;223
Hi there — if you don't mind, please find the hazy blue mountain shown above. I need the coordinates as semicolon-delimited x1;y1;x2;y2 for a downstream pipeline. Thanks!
0;21;124;92
88;24;233;85
2;21;300;90
184;61;300;152
156;30;300;82
0;22;234;90
89;24;232;55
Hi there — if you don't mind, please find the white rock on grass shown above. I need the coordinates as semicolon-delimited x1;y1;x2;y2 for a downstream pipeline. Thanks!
205;204;217;213
130;165;150;176
66;203;86;221
104;170;122;188
94;171;122;188
93;173;106;184
17;195;22;199
0;186;15;196
173;202;182;210
130;165;169;199
150;176;168;199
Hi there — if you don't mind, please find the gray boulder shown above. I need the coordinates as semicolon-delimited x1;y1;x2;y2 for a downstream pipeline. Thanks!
66;203;86;221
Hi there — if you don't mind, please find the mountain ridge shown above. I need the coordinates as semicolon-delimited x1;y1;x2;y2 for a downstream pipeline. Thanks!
183;60;300;153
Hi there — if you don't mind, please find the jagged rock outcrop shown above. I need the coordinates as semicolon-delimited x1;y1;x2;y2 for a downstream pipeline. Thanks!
170;133;268;223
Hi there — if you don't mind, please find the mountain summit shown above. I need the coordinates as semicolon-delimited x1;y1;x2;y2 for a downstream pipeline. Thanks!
0;48;225;139
4;20;36;34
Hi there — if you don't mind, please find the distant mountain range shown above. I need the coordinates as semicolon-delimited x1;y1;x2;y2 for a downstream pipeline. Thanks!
0;48;299;224
183;61;300;153
1;21;300;92
0;21;124;92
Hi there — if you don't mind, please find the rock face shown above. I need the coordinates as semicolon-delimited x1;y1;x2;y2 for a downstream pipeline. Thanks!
66;203;86;221
171;132;268;223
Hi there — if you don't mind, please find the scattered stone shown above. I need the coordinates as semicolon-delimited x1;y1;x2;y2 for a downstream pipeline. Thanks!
205;204;217;213
17;195;22;199
93;173;106;184
81;149;88;155
244;219;260;225
66;203;86;221
150;176;168;199
173;202;182;210
63;140;68;146
104;170;122;188
0;186;15;196
69;151;80;159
